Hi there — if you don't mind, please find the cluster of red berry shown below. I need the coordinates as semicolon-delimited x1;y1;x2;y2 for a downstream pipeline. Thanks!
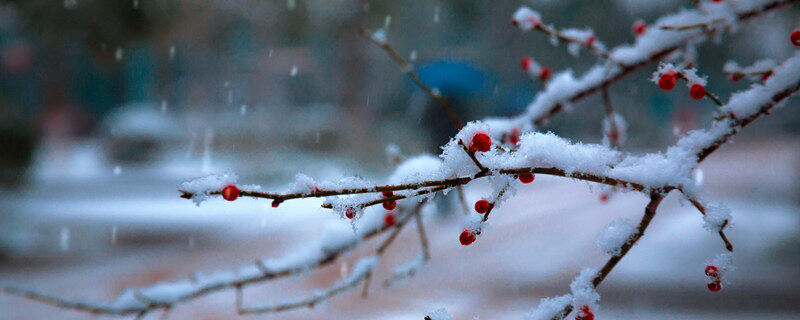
460;133;536;246
658;70;706;100
705;265;722;292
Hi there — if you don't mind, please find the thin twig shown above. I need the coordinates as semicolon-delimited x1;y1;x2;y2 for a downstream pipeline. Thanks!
415;212;431;261
458;139;489;173
529;22;613;61
357;27;463;129
686;197;733;251
551;192;665;320
601;86;621;149
677;72;723;106
527;0;795;126
239;202;424;314
660;18;725;31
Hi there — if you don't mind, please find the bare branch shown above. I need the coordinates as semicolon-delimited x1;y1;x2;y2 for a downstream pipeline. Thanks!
357;27;463;129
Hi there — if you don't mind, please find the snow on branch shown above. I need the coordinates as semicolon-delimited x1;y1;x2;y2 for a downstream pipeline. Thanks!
4;201;430;317
5;1;799;319
507;0;795;128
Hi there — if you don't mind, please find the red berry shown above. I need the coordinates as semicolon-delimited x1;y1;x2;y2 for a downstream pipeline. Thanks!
459;229;476;246
705;265;719;278
221;185;239;201
707;280;722;292
585;35;596;46
599;194;609;203
792;30;800;46
474;199;491;214
761;71;773;82
539;67;551;81
658;71;677;91
382;189;393;198
383;200;397;211
383;212;396;227
520;57;534;71
730;73;741;82
271;199;283;207
575;305;594;320
633;21;646;36
345;207;356;219
689;84;705;100
519;173;535;184
470;132;492;152
508;128;520;145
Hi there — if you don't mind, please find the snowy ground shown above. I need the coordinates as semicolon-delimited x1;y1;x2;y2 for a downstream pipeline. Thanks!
0;137;798;320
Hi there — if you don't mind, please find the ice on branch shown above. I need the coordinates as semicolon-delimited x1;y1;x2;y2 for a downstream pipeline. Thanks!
596;218;637;256
242;255;378;313
707;252;734;282
562;28;603;56
520;63;620;122
723;58;776;80
681;68;708;87
388;155;446;185
570;268;600;311
702;203;732;232
512;7;541;32
721;53;800;118
524;294;572;320
483;131;621;176
507;1;789;129
179;173;238;205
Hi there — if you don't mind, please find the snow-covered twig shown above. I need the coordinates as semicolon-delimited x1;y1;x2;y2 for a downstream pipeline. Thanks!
546;192;665;320
512;7;611;61
522;52;800;320
5;1;799;318
237;202;424;314
511;0;794;126
382;211;431;287
660;18;726;31
3;201;427;316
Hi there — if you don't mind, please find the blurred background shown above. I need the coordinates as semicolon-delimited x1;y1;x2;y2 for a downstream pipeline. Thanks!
0;0;798;319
